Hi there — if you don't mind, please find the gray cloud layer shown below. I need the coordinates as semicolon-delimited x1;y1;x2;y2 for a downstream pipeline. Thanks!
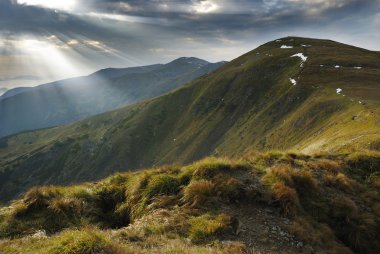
0;0;379;87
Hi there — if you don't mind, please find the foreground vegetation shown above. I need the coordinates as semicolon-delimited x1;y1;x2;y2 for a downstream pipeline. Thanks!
0;150;379;253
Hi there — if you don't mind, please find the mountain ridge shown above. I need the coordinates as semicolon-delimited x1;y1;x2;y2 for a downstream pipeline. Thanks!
0;36;379;203
0;57;225;138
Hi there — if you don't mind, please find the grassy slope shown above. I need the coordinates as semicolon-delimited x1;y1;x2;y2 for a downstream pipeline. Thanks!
0;37;379;202
0;151;379;253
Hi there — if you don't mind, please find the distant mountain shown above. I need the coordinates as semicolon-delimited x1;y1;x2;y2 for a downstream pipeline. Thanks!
0;87;7;96
0;37;379;204
0;57;226;138
0;87;32;100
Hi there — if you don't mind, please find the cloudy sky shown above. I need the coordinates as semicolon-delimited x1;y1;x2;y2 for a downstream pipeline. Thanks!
0;0;379;89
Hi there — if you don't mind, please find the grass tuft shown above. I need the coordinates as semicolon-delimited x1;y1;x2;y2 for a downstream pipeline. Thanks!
182;180;216;207
189;213;231;243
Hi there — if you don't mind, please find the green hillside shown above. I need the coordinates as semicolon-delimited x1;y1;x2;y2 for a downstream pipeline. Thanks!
1;151;379;253
0;37;379;203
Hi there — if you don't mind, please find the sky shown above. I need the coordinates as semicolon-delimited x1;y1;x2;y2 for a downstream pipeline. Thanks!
0;0;379;90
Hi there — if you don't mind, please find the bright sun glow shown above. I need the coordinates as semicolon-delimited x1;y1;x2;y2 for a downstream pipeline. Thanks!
17;0;76;11
193;0;219;14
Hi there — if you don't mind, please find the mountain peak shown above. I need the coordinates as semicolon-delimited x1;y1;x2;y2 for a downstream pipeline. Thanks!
168;57;210;66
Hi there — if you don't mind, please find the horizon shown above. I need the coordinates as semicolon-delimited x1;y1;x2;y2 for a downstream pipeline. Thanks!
0;0;379;89
0;35;378;93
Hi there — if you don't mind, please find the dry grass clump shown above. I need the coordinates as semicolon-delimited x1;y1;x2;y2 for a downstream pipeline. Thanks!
288;217;353;254
189;213;232;243
144;174;181;198
262;165;320;215
330;196;379;253
1;152;379;254
182;180;216;207
190;157;248;180
213;174;246;203
367;172;380;188
307;159;341;173
261;165;293;186
291;170;320;194
44;228;124;254
346;151;380;175
323;172;362;193
271;182;300;216
331;196;359;222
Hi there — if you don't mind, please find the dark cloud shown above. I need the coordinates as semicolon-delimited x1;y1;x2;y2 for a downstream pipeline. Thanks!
0;0;379;88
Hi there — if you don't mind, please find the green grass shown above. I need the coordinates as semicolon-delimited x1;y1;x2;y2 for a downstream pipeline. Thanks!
1;151;379;253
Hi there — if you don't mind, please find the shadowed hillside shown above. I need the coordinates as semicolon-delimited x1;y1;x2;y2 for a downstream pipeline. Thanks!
0;57;225;138
0;37;379;203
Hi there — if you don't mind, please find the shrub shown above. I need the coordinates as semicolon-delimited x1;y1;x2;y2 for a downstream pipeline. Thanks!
189;214;231;243
271;182;300;216
182;180;215;207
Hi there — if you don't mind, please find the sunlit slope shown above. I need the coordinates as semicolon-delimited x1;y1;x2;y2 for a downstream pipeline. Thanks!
0;37;379;202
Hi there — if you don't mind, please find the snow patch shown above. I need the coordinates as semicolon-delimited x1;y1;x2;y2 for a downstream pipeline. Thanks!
289;78;297;86
353;66;362;69
336;88;342;94
276;39;282;42
281;45;293;49
320;65;324;67
301;44;312;47
335;65;341;68
291;53;308;62
291;53;308;67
